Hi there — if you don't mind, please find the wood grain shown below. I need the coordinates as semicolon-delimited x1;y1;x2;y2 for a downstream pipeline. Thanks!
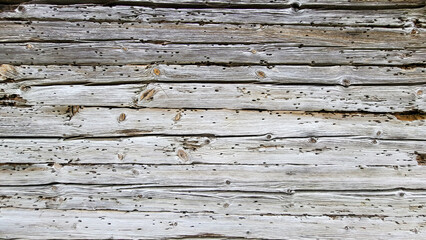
2;82;425;112
1;106;425;139
0;1;425;239
2;64;425;85
1;4;424;27
1;21;424;49
1;186;424;216
1;42;425;65
0;136;423;166
1;208;425;239
1;163;426;190
0;0;424;8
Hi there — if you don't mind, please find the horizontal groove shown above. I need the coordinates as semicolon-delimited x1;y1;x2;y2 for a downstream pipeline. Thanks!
0;17;419;29
0;182;425;193
21;80;426;87
2;1;423;10
0;39;421;50
3;62;425;68
0;162;417;167
0;207;422;219
0;134;425;142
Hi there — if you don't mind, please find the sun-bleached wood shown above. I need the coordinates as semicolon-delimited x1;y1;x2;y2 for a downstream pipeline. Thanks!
1;186;425;216
0;106;425;139
1;21;424;49
0;1;425;239
1;42;424;66
1;4;424;27
2;82;424;112
1;163;425;191
2;64;425;85
0;0;424;8
0;137;423;166
1;208;425;239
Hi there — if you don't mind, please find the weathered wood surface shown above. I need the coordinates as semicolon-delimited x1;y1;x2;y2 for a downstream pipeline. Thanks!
2;21;425;48
2;82;425;112
1;4;425;27
1;186;425;216
1;208;425;239
2;42;425;65
0;0;425;239
2;64;425;85
1;0;425;8
2;164;426;190
1;137;423;165
1;106;425;138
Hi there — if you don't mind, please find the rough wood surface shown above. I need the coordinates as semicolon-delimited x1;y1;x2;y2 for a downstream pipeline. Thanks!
1;4;424;27
2;21;425;49
1;0;425;8
2;82;425;112
1;42;425;65
2;64;425;85
1;106;425;138
1;137;423;165
1;208;425;239
0;0;425;239
1;186;425;216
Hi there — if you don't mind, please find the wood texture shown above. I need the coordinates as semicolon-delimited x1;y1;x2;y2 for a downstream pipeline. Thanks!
1;208;425;239
1;186;425;216
2;82;425;112
1;42;425;65
2;21;425;49
1;4;424;27
1;106;425;138
1;1;425;239
2;64;425;85
1;137;423;165
0;0;425;8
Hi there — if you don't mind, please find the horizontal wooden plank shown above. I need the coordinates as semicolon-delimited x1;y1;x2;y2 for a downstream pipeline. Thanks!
0;0;424;8
2;82;424;112
1;185;425;216
0;137;423;166
1;164;426;190
1;21;424;48
1;208;424;239
2;64;425;86
1;42;425;65
0;106;425;138
1;5;424;27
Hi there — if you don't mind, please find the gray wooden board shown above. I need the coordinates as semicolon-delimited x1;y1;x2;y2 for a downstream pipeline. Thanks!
1;64;425;85
0;4;424;27
0;106;425;139
1;21;425;49
0;137;423;166
0;0;425;8
0;1;425;239
2;82;425;112
1;42;425;65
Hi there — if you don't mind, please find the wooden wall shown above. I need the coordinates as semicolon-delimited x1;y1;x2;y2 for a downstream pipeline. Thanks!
0;0;425;238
